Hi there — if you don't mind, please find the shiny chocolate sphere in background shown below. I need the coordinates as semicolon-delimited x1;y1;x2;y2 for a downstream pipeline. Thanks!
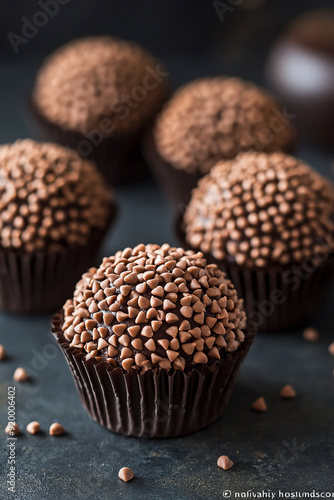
266;10;334;150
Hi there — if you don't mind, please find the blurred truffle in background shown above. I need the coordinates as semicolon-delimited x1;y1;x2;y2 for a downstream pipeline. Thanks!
266;10;334;150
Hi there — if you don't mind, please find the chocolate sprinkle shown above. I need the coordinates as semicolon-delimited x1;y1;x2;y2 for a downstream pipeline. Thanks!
0;344;7;360
118;467;134;482
49;423;65;436
26;421;40;435
217;455;234;470
13;367;29;382
5;423;20;435
280;384;296;399
251;397;267;412
303;327;320;342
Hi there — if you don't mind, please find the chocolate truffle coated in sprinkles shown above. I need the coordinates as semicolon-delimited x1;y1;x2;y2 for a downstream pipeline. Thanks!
62;244;247;372
184;151;334;267
154;77;295;175
0;140;112;252
33;36;168;135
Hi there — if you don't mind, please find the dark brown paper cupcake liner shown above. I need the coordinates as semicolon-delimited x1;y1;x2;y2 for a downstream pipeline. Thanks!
51;311;254;438
0;208;116;314
28;100;151;185
176;215;334;332
142;129;202;211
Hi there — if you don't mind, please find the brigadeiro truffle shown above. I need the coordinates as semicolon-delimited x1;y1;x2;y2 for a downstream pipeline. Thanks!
31;36;170;184
51;244;254;438
0;139;115;313
179;151;334;331
144;77;296;209
266;10;334;150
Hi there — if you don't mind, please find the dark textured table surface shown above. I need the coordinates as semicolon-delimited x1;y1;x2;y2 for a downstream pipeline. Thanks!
1;51;334;500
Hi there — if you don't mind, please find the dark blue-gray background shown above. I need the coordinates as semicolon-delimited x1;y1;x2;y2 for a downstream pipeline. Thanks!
0;1;333;499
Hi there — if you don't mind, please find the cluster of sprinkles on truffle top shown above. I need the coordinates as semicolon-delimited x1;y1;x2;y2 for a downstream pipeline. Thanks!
154;77;294;174
0;140;112;252
184;151;334;267
61;244;247;372
33;36;169;134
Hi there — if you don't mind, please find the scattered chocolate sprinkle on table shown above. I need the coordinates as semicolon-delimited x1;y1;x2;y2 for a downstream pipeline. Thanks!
328;343;334;357
26;421;40;435
303;328;320;342
13;367;29;382
49;423;65;436
217;455;234;470
118;467;135;482
0;344;6;360
251;397;268;412
280;385;297;399
5;423;20;435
